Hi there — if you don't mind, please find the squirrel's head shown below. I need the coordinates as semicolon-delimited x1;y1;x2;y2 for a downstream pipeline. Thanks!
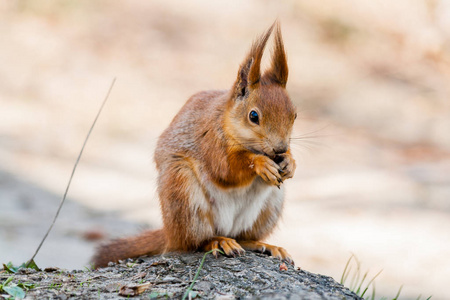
225;22;296;158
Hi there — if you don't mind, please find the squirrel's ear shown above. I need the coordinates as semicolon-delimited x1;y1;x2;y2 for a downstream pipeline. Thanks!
234;24;274;99
263;22;288;87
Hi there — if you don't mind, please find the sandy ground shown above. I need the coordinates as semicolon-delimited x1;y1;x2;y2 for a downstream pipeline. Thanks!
1;1;450;299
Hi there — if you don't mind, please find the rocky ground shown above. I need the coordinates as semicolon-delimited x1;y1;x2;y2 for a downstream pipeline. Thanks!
0;252;361;300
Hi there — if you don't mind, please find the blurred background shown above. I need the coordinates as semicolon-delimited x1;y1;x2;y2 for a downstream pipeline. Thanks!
1;0;449;299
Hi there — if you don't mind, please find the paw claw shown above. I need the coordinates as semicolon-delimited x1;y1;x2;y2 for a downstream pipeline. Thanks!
240;241;294;265
273;152;296;182
204;237;244;259
253;155;284;186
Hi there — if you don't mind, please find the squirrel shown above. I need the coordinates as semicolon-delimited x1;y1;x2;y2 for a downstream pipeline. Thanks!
93;21;297;268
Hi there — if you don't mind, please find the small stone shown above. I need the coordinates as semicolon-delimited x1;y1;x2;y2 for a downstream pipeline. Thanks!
56;293;67;300
216;295;235;300
44;267;59;273
194;281;212;292
161;275;182;283
17;268;36;275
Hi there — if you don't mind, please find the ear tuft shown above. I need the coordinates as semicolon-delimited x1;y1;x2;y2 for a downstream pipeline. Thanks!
264;21;288;87
247;23;274;86
234;23;275;98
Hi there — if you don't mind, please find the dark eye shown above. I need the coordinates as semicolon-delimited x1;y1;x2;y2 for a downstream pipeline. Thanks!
249;110;259;125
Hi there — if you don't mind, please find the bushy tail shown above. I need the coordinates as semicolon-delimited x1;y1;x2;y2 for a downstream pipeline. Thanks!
92;229;167;268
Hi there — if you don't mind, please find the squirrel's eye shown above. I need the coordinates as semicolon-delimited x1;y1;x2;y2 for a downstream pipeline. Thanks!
249;110;259;125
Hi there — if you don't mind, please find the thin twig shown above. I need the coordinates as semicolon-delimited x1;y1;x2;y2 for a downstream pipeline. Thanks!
26;78;116;268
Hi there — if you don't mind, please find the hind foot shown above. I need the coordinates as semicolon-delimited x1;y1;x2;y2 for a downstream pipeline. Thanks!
239;240;294;265
203;236;245;258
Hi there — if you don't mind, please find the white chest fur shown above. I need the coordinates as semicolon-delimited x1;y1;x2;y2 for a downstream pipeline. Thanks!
206;178;284;237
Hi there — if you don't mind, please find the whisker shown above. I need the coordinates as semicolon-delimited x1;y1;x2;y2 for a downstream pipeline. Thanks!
290;140;319;148
290;124;333;140
290;135;328;141
290;140;328;149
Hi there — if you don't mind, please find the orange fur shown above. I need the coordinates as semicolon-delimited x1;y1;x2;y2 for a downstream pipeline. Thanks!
92;21;297;268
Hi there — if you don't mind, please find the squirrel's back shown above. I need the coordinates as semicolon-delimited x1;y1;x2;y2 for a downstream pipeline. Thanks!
155;89;228;170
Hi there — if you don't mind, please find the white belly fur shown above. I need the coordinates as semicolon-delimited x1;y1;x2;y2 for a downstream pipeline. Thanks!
206;178;284;237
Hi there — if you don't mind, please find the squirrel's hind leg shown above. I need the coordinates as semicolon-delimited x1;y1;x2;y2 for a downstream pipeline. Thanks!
238;240;294;265
158;157;215;251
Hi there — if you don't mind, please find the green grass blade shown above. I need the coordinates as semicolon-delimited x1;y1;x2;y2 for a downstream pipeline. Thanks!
349;256;361;291
3;276;14;286
182;250;223;300
393;285;403;300
369;281;376;300
340;254;354;284
356;271;369;295
360;269;382;298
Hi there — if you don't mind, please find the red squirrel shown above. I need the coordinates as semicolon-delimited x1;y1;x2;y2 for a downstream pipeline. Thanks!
93;22;297;268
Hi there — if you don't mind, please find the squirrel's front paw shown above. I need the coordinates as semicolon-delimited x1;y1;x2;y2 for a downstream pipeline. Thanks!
252;155;283;187
275;152;296;182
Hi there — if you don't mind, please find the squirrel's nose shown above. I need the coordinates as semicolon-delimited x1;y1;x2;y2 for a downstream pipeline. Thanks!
273;145;288;155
